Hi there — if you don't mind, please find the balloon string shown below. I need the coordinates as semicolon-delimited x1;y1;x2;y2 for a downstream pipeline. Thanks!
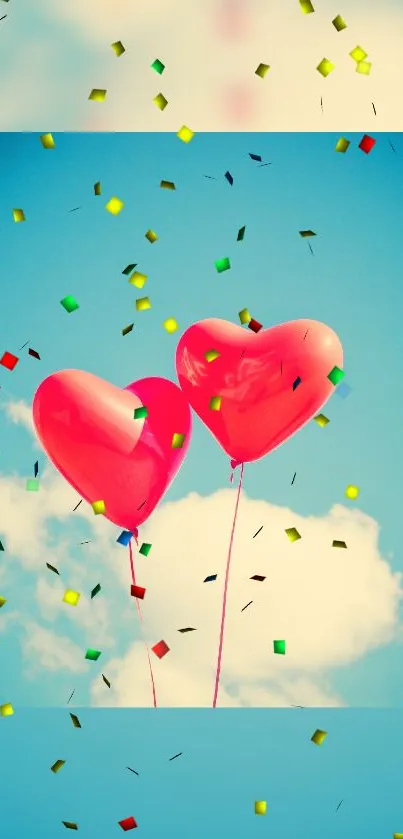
129;540;157;709
212;462;244;708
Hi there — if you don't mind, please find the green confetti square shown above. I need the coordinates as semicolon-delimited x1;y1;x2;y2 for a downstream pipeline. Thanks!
237;226;246;241
215;257;231;273
85;648;101;661
139;542;152;557
61;295;79;313
327;366;345;385
90;584;101;599
273;639;286;655
151;58;165;74
134;406;148;419
26;479;39;492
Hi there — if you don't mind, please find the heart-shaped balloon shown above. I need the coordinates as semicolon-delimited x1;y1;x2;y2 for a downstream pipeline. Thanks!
32;370;192;531
175;318;343;463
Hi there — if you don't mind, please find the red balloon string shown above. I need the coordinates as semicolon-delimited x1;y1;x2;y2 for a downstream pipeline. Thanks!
128;540;157;708
212;462;245;707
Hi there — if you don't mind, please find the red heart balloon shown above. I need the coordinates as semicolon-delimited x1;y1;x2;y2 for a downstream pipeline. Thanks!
32;370;192;531
175;318;343;463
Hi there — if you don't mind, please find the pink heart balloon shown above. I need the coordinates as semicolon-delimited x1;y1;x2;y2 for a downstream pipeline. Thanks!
32;370;192;531
175;318;343;463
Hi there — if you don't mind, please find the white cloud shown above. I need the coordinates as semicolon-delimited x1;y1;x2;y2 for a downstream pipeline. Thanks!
29;0;403;130
22;621;87;674
1;400;35;436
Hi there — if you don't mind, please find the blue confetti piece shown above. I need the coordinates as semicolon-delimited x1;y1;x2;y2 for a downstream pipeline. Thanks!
117;530;132;546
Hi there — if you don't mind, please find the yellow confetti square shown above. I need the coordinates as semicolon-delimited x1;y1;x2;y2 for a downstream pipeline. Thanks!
145;229;158;243
163;318;179;333
332;14;347;31
128;272;147;289
299;0;314;13
51;759;66;773
335;137;350;153
0;596;7;608
94;181;101;196
40;133;55;149
254;801;267;816
0;703;14;717
316;58;335;77
285;527;301;543
88;88;107;102
349;46;367;62
111;40;125;56
255;63;270;78
239;308;251;325
311;729;327;745
63;589;81;607
92;499;106;515
136;297;151;311
177;125;194;143
313;413;329;428
12;208;25;222
356;60;371;75
209;396;222;411
172;433;185;449
105;196;124;215
205;349;220;362
160;180;176;190
345;485;360;500
153;93;168;110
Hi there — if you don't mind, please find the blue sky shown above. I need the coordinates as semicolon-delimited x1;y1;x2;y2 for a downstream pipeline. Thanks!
0;131;403;709
2;707;403;837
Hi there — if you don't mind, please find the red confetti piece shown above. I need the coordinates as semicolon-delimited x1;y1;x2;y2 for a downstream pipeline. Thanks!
130;584;146;600
359;134;376;154
0;351;19;371
248;319;262;333
151;640;170;659
119;816;138;831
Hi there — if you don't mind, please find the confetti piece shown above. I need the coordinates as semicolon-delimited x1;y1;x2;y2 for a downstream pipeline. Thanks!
152;640;170;659
72;500;82;511
146;230;159;245
292;376;302;391
172;432;185;448
169;752;182;761
62;822;78;830
299;0;314;13
139;542;152;556
160;180;176;190
88;88;107;102
249;153;262;161
311;729;327;745
225;171;234;185
314;413;329;427
67;689;75;704
359;134;376;154
335;382;351;399
51;759;66;773
248;318;263;333
46;566;58;581
372;102;377;115
117;530;133;546
102;674;111;688
131;584;146;599
250;575;266;582
177;125;194;143
204;574;217;583
350;46;367;62
209;396;222;411
92;499;106;515
0;351;19;370
335;137;350;153
70;713;81;728
127;767;139;775
122;263;137;275
26;478;39;491
285;527;301;543
63;590;81;607
60;295;79;313
28;347;40;360
327;365;344;385
332;14;347;31
0;541;4;552
255;801;267;815
151;58;165;74
122;324;134;336
85;648;101;661
205;349;220;362
0;596;6;607
153;93;168;111
273;639;286;655
356;60;371;75
40;132;55;149
94;181;101;195
241;601;253;612
128;271;147;289
255;63;270;78
90;583;101;599
119;816;138;831
0;703;14;717
105;196;124;215
163;317;179;333
291;472;297;485
215;257;231;273
332;539;347;548
178;627;196;633
135;296;151;311
316;58;334;77
111;40;125;56
253;526;263;538
134;407;148;420
236;226;246;242
239;308;251;325
345;485;360;500
12;208;25;222
299;229;316;237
